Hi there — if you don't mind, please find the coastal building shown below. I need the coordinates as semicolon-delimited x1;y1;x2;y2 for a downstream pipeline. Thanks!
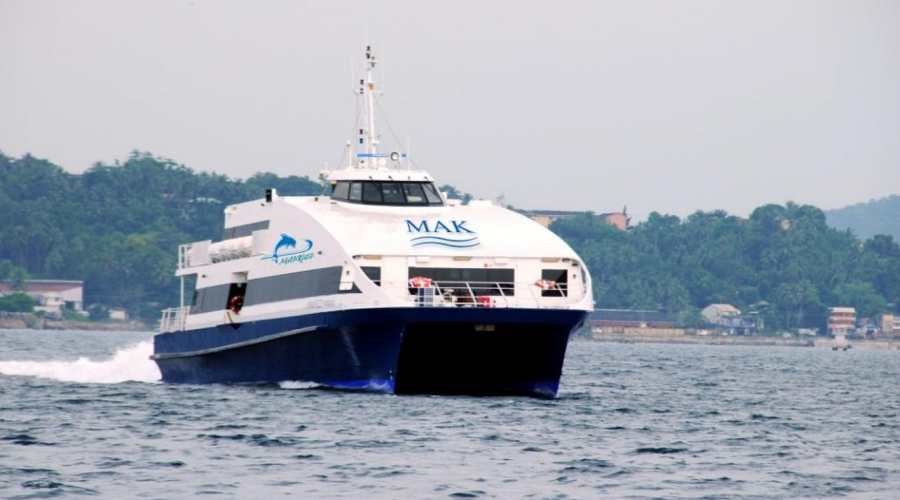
109;308;129;321
0;280;85;317
699;303;761;335
880;314;900;337
517;209;629;231
701;303;741;334
828;307;856;337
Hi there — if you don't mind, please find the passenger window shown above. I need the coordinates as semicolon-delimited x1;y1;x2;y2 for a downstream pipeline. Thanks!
361;266;381;286
541;269;568;297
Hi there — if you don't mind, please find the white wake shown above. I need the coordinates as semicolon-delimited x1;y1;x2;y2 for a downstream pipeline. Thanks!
0;340;161;383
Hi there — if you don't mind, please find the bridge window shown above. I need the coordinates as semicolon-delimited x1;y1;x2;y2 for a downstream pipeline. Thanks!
349;182;363;201
331;181;444;206
362;182;382;203
402;183;426;203
331;182;349;200
382;183;405;203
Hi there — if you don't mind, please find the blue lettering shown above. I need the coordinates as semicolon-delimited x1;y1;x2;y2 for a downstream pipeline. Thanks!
406;219;476;234
277;253;315;265
451;220;474;233
406;220;430;233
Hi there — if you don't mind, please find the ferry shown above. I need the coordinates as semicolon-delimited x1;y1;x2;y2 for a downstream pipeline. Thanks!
151;47;593;398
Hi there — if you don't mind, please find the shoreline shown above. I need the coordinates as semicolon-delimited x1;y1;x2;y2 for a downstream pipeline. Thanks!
0;316;151;332
587;330;900;350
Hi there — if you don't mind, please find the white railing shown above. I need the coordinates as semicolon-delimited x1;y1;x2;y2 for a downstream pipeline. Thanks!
159;306;191;333
399;280;573;309
178;244;192;270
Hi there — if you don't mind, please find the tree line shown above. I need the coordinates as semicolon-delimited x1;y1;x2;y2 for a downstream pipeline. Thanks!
0;151;321;321
1;150;898;331
550;205;899;332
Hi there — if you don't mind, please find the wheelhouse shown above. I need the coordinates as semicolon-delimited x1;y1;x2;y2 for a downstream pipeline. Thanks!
330;180;444;206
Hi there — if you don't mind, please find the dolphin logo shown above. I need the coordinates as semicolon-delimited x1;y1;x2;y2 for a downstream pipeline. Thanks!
273;233;297;259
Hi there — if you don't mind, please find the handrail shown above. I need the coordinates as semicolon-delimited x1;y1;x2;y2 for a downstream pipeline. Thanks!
178;244;192;270
398;279;575;309
157;279;579;331
159;306;191;333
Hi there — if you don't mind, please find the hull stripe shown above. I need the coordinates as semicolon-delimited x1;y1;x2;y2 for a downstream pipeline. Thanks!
151;324;324;360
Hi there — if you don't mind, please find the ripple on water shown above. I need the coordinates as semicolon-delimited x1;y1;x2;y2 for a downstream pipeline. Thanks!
634;446;690;455
1;433;54;446
1;333;900;499
555;458;613;474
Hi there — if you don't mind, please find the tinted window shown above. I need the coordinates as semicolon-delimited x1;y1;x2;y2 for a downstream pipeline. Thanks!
363;182;383;203
189;284;231;314
331;182;349;200
244;266;359;305
349;183;363;201
361;266;381;286
423;183;443;204
330;181;443;206
402;183;426;204
381;183;405;204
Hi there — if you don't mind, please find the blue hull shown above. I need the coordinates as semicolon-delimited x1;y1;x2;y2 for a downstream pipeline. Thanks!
152;307;588;398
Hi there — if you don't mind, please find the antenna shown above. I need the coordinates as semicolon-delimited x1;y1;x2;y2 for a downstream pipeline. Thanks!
347;46;409;171
365;46;378;160
346;140;352;168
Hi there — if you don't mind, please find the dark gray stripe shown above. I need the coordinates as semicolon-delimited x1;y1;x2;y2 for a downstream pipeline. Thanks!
150;325;323;360
190;284;231;315
361;266;381;285
190;266;360;315
245;266;348;306
223;220;270;239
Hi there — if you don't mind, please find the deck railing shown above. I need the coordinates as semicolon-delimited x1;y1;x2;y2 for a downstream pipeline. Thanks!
178;244;192;270
157;279;578;332
402;280;572;309
159;306;190;333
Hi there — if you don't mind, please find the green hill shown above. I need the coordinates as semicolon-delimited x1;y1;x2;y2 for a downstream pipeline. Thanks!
826;195;900;241
2;149;898;331
0;150;320;322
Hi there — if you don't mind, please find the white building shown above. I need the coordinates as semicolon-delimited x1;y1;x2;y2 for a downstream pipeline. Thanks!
701;303;742;335
0;280;85;315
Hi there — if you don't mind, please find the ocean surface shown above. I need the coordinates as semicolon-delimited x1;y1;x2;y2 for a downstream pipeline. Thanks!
1;330;898;500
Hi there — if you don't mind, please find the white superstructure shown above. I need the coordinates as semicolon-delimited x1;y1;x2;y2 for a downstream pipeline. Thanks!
160;46;592;334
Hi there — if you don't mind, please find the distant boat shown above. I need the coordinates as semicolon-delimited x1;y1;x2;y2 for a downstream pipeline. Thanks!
150;47;593;398
832;334;850;351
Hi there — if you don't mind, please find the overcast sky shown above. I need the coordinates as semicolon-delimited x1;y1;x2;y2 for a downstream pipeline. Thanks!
2;0;898;218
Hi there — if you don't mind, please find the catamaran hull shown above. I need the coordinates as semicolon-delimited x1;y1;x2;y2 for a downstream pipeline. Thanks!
152;307;588;398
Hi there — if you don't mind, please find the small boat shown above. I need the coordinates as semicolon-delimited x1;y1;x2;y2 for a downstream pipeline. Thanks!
151;47;593;398
832;334;850;351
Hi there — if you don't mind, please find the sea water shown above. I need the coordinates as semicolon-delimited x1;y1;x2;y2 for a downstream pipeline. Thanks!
1;329;898;499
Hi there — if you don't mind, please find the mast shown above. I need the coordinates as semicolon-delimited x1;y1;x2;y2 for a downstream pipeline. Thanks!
356;46;379;168
365;46;378;157
348;46;406;171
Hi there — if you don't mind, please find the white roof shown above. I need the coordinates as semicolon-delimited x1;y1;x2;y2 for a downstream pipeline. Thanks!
322;167;433;183
286;197;580;260
707;304;741;314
